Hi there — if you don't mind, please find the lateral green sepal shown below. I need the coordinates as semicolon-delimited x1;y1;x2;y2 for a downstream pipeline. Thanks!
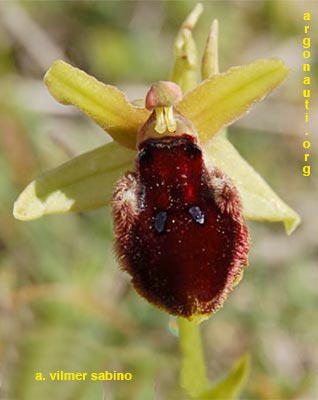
204;135;300;234
13;142;136;221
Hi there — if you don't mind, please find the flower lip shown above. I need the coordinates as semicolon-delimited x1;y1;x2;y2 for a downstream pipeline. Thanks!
112;133;250;318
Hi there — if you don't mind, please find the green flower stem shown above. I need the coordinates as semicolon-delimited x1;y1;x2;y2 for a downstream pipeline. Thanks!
178;317;209;398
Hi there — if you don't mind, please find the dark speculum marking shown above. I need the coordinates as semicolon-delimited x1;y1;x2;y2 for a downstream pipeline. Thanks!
189;206;205;224
186;142;202;158
154;211;167;233
138;148;152;164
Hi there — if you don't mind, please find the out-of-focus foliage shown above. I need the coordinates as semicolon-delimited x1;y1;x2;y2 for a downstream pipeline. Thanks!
0;1;317;399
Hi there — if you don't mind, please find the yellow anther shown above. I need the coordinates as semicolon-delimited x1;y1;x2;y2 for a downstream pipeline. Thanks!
164;106;177;132
154;107;166;134
154;106;177;134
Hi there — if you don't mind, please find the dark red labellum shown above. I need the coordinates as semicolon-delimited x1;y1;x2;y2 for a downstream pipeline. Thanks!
112;134;249;319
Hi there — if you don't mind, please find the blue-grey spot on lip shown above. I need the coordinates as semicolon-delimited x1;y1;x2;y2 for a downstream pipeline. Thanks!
189;206;205;225
154;211;167;233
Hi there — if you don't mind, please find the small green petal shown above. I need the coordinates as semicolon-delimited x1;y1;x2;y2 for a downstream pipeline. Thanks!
201;19;219;80
178;58;290;143
13;142;136;221
170;3;202;93
204;136;301;234
44;60;149;149
200;354;250;399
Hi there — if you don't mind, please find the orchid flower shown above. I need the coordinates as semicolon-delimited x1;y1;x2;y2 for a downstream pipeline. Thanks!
13;3;300;317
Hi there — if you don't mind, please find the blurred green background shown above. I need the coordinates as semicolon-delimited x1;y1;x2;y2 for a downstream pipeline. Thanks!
0;1;317;399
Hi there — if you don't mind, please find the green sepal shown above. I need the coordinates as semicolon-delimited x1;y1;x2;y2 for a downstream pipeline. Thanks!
204;135;300;234
13;142;136;221
45;60;149;149
179;58;290;143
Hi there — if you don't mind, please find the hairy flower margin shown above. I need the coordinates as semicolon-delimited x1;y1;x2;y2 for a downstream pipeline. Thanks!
13;6;300;266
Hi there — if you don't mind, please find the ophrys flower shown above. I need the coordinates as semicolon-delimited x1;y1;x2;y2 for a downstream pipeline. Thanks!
13;4;300;321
